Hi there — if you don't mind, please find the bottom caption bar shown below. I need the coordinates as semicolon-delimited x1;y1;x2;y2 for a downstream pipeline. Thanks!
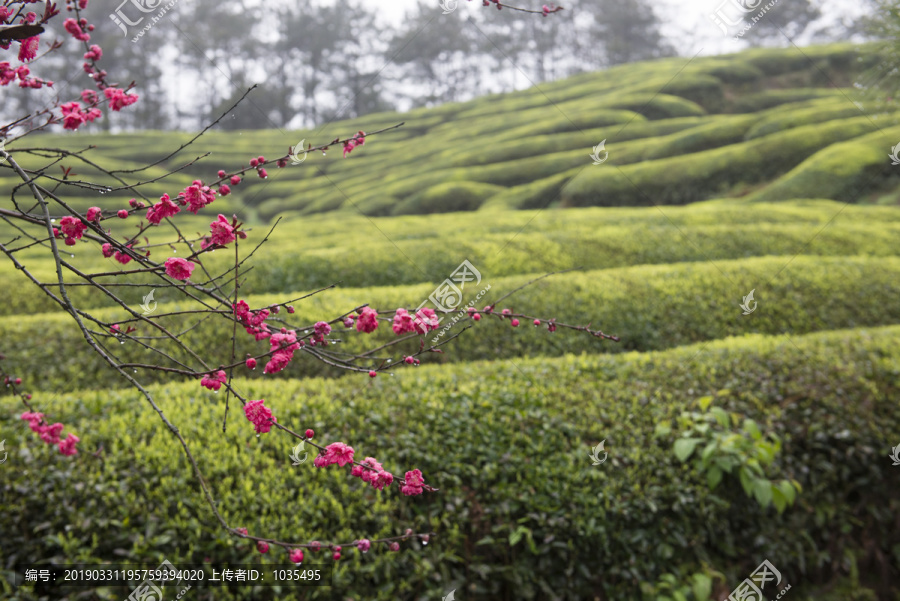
15;560;333;588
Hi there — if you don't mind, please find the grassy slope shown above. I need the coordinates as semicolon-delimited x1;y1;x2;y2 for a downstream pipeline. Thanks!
1;43;895;226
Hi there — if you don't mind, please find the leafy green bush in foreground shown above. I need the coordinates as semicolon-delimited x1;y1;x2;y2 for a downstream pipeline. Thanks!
2;325;898;600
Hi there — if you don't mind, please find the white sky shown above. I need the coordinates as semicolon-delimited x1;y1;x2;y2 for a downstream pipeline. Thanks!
329;0;867;58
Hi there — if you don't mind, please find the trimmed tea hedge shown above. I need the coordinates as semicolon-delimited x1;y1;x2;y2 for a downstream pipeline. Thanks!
4;255;900;393
2;325;898;600
559;116;879;207
748;125;900;203
4;200;900;318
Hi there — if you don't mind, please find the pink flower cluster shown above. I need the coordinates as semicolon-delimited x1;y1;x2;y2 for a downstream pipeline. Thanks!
391;308;415;334
542;3;562;16
21;412;80;456
401;469;426;496
60;101;102;130
342;131;366;158
249;155;268;179
356;307;379;333
58;216;87;245
103;87;138;111
313;442;355;468
63;17;90;41
208;214;245;247
181;180;217;213
1;61;50;88
200;370;227;391
83;44;102;62
264;329;301;374
244;399;277;434
350;457;394;490
392;307;439;335
164;257;196;281
18;36;38;62
111;243;133;264
310;320;331;346
234;300;271;341
146;193;180;224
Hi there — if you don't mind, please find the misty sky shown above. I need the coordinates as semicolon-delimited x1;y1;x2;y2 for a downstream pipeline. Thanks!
337;0;867;59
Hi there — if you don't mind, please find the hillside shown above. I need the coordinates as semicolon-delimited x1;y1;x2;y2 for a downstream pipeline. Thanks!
2;43;896;226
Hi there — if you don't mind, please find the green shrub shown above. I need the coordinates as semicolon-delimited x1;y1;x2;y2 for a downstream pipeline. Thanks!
559;116;878;207
705;60;764;85
659;75;726;113
4;255;900;393
603;93;708;120
729;89;839;113
641;115;757;161
2;325;898;600
4;201;900;317
743;100;872;139
741;43;865;77
391;181;504;215
747;125;900;202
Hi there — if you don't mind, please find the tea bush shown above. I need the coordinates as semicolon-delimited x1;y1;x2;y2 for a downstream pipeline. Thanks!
4;255;900;394
2;325;898;600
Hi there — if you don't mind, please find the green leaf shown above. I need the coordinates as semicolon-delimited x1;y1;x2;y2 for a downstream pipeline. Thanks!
673;590;689;601
674;438;701;462
772;485;787;514
752;479;773;508
778;480;797;505
654;420;672;437
691;573;712;601
716;456;738;472
710;407;729;427
706;466;723;490
742;418;762;441
698;396;714;412
508;525;529;547
739;466;754;495
755;441;776;465
701;441;717;463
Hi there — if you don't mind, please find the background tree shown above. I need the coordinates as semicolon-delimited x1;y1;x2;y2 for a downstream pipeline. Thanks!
571;0;674;67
